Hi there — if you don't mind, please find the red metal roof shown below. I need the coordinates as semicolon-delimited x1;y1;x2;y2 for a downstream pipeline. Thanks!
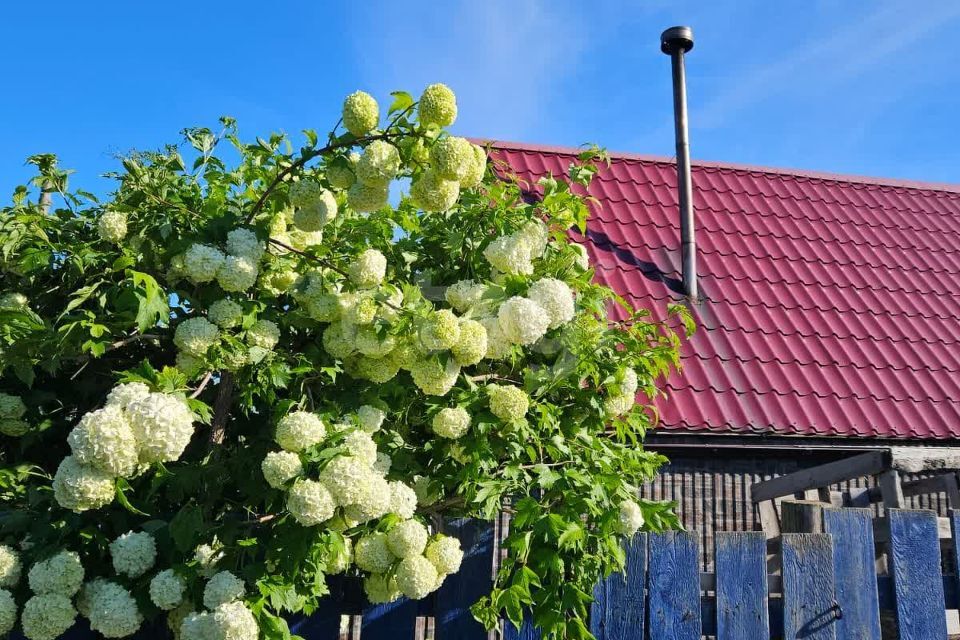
491;140;960;440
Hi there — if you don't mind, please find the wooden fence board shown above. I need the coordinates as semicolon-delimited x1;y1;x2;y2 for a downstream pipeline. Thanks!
648;531;701;640
590;534;647;640
288;598;342;640
360;597;418;639
503;617;541;640
888;509;947;640
434;518;495;640
822;508;881;640
952;510;960;607
715;532;768;640
781;533;838;640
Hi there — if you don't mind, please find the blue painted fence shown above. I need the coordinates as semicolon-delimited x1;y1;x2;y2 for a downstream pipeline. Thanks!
13;509;960;639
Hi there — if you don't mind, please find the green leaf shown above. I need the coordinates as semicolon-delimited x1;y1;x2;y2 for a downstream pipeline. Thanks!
388;91;414;115
115;478;150;516
169;503;204;553
128;270;169;332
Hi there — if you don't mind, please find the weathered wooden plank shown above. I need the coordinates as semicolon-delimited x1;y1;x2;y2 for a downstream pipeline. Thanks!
434;518;495;640
648;531;701;640
780;500;824;533
879;470;905;508
503;616;541;640
715;532;768;640
873;515;953;542
590;534;647;640
288;602;342;640
945;475;960;508
781;533;838;640
823;508;881;640
361;596;418;639
758;500;781;538
751;451;888;503
952;510;960;605
888;509;947;640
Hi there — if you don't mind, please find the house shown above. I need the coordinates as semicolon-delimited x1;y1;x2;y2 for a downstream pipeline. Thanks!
492;140;960;567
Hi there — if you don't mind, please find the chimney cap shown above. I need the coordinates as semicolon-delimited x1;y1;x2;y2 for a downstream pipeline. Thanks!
661;26;694;55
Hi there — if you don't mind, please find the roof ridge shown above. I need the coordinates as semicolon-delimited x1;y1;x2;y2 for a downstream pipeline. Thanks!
481;138;960;196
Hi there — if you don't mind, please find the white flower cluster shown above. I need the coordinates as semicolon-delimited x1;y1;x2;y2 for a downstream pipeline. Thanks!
0;391;28;437
348;249;387;288
174;317;219;356
445;279;488;313
177;589;258;640
292;186;338;232
409;357;460;396
497;296;551;346
343;90;379;137
0;545;21;588
67;405;138;476
604;367;639;417
179;226;266;294
432;407;470;439
528;278;575;329
275;410;326;452
418;83;458;127
0;589;15;636
203;571;245;610
451;318;487;366
356;405;385;433
149;569;186;610
357;140;400;187
487;384;529;423
208;299;243;328
28;551;84;596
21;593;76;640
109;530;156;578
261;450;303;489
85;580;143;638
97;211;128;244
247;318;280;349
419;309;460;351
617;500;645;536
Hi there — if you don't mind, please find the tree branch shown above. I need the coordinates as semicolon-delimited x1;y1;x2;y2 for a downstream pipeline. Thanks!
189;371;213;399
209;371;234;445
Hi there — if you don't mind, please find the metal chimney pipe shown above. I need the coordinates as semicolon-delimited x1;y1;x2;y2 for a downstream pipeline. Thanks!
660;26;697;301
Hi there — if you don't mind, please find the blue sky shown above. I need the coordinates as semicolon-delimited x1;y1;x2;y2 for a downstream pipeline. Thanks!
1;0;959;198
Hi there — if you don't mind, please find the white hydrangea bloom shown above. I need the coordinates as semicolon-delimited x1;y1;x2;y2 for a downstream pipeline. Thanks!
364;574;401;605
386;520;429;558
247;319;280;349
445;280;488;312
348;180;389;213
75;578;106;618
174;317;219;356
52;456;115;512
217;255;259;293
261;451;303;489
388;481;418;519
355;327;395;357
343;473;392;523
348;249;387;288
484;234;533;276
287;479;336;526
0;546;20;588
419;309;461;351
211;601;259;640
180;610;214;640
610;367;639;397
127;393;196;463
326;164;355;190
356;405;385;433
342;90;379;136
572;243;590;269
0;393;26;421
193;542;224;578
21;594;76;640
150;569;186;610
109;531;156;578
97;211;128;244
0;418;29;437
292;188;338;232
418;83;457;127
395;555;439;600
479;317;512;360
410;169;459;212
460;143;487;189
373;452;392;475
354;533;395;574
288;180;323;208
355;355;401;384
409;358;460;396
203;571;245;610
104;382;151;413
28;551;84;596
487;385;530;422
318;456;371;506
67;406;138;477
0;589;15;636
322;322;356;359
518;219;549;258
432;407;470;439
431;136;474;182
425;536;464;575
356;140;401;187
343;430;378;466
617;500;644;536
528;278;575;329
451;319;487;366
603;393;635;417
208;299;243;328
275;411;326;452
225;228;264;262
497;297;550;345
87;580;143;638
184;244;226;284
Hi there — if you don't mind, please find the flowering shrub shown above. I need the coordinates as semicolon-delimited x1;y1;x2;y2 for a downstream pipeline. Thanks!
0;84;689;639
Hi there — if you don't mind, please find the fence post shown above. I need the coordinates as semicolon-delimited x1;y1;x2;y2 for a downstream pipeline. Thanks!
647;531;701;640
434;518;496;640
888;509;947;640
822;508;881;640
781;533;838;640
715;532;768;640
590;534;647;640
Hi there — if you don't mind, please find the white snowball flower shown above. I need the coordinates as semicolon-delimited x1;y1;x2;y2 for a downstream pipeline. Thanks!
327;164;355;190
0;589;15;636
0;545;20;588
203;571;245;610
52;456;115;512
419;309;461;351
343;430;378;466
610;367;639;397
356;140;400;187
373;452;392;475
487;385;530;422
497;297;550;345
149;569;186;610
104;382;151;413
480;317;512;360
318;456;372;506
0;418;29;437
75;578;106;618
286;479;336;526
67;406;138;477
617;500;645;536
0;293;28;310
180;610;215;640
342;90;379;137
432;407;470;439
395;555;439;600
261;451;303;489
409;168;460;212
418;83;457;127
527;278;575;329
603;393;635;417
347;181;389;213
425;536;464;575
354;533;395;574
0;393;26;420
289;180;323;208
225;228;264;262
445;279;488;313
357;405;385;433
97;211;128;244
211;601;259;640
484;234;533;276
460;143;487;189
386;520;429;558
247;318;280;349
193;542;224;578
326;537;353;575
275;411;326;452
517;219;549;258
208;299;243;328
431;136;474;182
409;358;460;396
348;249;387;288
86;580;143;638
388;481;418;519
28;551;84;596
572;243;590;269
184;244;226;284
217;255;259;293
292;188;338;232
363;574;401;605
109;531;156;578
21;594;76;640
343;474;392;523
174;317;220;356
451;319;487;366
127;393;196;463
